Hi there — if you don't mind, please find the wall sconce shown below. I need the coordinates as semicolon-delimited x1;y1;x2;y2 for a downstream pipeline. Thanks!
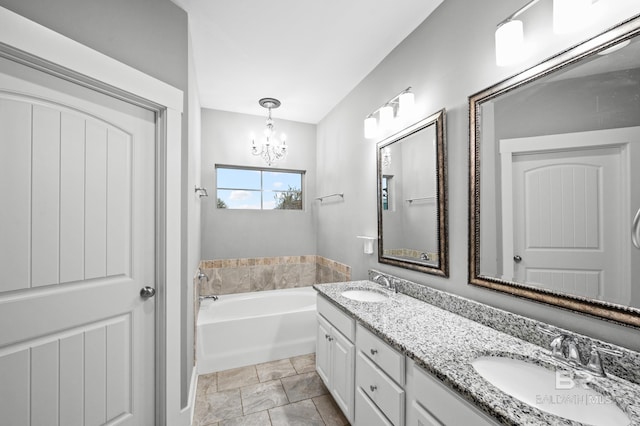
495;0;596;66
363;87;414;139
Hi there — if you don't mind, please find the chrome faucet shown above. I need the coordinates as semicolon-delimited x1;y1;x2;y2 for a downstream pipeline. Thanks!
420;252;430;261
543;329;622;376
199;295;218;302
372;274;398;293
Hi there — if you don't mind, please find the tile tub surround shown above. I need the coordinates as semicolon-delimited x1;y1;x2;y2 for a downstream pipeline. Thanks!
314;280;640;426
199;256;351;296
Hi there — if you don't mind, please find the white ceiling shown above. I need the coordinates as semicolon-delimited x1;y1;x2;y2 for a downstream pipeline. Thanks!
172;0;443;123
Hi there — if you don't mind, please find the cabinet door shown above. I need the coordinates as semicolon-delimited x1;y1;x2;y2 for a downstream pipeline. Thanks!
355;387;393;426
331;328;355;422
411;400;443;426
316;315;332;386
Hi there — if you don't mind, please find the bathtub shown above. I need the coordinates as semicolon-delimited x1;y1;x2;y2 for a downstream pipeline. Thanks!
196;286;317;374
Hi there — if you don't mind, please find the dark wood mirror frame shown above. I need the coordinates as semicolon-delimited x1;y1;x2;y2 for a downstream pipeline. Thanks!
469;16;640;327
377;109;448;277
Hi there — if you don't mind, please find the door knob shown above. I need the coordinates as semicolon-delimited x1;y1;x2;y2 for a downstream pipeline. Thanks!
513;255;522;263
140;286;156;299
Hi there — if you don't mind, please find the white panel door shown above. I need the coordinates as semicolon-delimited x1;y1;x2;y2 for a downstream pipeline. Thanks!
511;147;624;303
0;52;156;425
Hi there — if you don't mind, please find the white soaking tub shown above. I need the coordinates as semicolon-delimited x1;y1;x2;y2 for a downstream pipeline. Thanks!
196;286;317;374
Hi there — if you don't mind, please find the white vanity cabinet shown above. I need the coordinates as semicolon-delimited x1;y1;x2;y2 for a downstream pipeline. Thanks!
405;359;499;426
316;294;501;426
355;323;405;426
316;296;355;423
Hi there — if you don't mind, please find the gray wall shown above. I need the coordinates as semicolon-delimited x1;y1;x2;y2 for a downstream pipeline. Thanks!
201;109;317;260
0;0;196;407
316;0;640;351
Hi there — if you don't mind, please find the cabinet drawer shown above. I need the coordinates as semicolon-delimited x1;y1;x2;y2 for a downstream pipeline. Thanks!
355;386;393;426
412;363;498;426
356;351;404;426
317;295;355;341
356;323;404;385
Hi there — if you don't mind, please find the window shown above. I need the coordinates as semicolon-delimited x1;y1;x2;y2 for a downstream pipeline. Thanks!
216;166;304;210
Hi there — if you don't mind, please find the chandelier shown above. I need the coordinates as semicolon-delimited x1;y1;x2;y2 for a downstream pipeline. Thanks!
251;97;287;166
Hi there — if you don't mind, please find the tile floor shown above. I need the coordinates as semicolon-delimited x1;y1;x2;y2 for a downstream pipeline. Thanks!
193;353;350;426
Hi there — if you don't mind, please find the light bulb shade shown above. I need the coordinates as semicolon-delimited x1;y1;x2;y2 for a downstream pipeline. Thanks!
553;0;591;34
364;116;378;139
495;19;525;66
379;105;394;130
398;91;415;116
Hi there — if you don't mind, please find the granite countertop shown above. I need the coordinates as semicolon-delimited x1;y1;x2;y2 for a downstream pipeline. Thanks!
313;280;640;426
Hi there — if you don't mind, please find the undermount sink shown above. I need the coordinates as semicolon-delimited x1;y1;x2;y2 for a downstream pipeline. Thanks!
341;288;389;302
471;356;630;426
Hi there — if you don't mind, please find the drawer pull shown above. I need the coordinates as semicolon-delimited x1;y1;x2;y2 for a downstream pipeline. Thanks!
325;334;330;340
328;336;334;342
369;385;377;392
370;348;378;355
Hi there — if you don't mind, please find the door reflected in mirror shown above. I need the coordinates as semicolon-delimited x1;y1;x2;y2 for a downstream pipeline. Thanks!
377;109;448;277
469;16;640;326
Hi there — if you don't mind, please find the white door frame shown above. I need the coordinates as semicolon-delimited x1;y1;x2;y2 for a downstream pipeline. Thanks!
0;6;185;426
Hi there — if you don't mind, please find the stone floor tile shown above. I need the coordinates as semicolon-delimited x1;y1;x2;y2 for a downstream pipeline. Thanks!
313;394;349;426
290;353;316;374
280;372;328;403
269;399;325;426
194;388;243;425
241;379;290;415
219;410;271;426
256;358;297;382
217;365;259;391
197;372;218;395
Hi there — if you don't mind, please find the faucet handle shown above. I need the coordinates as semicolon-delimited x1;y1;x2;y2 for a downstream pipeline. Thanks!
564;338;581;364
586;346;623;376
549;334;565;357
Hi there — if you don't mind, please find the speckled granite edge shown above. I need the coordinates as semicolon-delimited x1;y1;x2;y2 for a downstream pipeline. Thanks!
368;269;640;386
313;278;640;426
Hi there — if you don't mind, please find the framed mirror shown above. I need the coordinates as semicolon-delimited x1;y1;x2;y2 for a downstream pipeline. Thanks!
377;109;448;277
469;16;640;327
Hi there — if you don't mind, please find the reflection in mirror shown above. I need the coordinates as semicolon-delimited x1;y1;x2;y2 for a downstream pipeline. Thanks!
469;16;640;326
378;109;448;277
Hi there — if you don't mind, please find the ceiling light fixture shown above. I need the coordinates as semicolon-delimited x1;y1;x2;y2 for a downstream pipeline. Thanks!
251;98;287;166
363;87;415;139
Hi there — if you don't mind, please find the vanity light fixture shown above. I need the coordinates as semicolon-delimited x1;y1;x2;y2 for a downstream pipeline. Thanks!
363;87;414;139
495;0;597;66
251;97;287;166
495;19;526;67
553;0;592;34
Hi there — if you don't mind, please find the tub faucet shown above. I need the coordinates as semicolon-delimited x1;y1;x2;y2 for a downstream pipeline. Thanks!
199;295;218;303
